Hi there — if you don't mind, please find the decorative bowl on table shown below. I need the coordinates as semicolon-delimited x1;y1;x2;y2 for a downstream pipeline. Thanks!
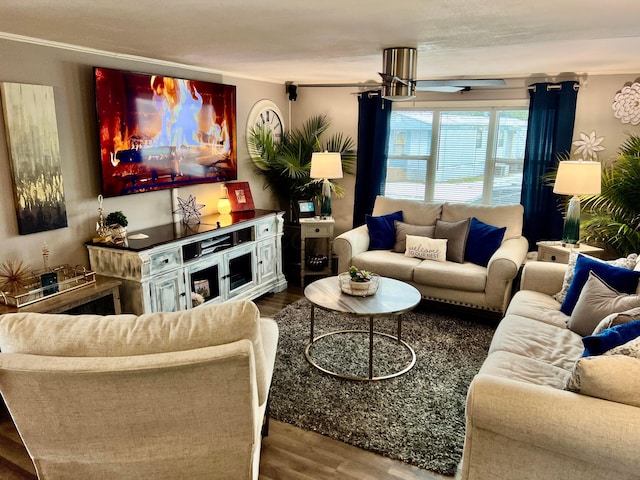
338;271;380;297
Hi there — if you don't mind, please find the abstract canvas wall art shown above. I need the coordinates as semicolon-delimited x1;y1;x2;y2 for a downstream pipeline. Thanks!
1;82;67;234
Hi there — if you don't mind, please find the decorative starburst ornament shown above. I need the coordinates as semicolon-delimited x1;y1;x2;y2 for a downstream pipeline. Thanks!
0;259;32;294
572;130;605;161
173;195;205;224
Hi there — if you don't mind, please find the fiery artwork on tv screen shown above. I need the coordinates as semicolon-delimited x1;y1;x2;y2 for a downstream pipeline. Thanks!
94;67;237;197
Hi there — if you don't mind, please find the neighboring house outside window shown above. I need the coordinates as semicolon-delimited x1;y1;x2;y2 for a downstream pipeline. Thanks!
385;105;529;206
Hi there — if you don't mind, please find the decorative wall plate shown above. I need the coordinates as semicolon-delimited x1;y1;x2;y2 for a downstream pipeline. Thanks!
612;82;640;125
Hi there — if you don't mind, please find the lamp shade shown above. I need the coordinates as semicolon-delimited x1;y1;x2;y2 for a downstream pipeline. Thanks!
310;152;343;179
553;161;601;196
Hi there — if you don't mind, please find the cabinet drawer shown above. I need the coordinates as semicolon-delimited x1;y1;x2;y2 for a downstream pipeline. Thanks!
256;218;276;239
149;249;181;274
538;248;569;263
303;224;332;238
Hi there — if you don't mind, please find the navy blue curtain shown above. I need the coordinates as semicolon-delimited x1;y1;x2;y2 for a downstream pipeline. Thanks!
521;81;579;247
352;91;392;227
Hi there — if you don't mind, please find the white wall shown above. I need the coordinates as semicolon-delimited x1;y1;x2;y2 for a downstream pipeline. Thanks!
0;38;287;270
290;74;640;236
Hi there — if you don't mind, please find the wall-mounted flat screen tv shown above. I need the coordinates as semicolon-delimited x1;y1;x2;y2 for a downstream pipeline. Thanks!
94;67;237;197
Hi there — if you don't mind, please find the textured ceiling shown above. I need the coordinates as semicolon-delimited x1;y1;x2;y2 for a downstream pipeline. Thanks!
2;0;640;84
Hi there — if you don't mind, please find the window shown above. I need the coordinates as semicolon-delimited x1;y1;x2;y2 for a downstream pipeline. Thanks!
384;107;529;205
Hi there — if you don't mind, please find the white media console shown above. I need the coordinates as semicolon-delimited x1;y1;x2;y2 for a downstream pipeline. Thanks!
86;210;287;314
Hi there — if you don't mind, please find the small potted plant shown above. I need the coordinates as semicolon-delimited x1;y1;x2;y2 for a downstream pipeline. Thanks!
106;211;128;244
349;266;373;291
106;211;128;229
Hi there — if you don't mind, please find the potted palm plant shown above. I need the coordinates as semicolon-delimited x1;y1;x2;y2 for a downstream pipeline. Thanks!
580;133;640;256
248;114;355;223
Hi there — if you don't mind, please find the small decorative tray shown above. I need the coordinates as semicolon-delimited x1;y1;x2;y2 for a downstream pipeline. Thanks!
0;265;96;308
338;272;380;297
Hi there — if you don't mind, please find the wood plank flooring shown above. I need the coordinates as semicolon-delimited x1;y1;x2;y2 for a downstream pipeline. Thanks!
0;287;454;480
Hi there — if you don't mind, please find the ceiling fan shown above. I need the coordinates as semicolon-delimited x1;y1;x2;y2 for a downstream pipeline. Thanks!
294;47;506;101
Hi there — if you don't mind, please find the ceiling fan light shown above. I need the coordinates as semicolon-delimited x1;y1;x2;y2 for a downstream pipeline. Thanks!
382;82;416;101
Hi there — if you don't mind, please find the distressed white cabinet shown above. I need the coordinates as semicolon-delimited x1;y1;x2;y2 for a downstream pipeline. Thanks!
87;210;287;314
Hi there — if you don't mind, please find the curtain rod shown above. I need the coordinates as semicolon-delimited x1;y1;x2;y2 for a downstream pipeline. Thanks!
528;83;581;92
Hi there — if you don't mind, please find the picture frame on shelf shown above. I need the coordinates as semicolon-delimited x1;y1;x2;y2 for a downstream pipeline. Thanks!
226;182;255;212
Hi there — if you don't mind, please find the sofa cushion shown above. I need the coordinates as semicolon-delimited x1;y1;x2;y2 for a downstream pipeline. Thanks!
393;220;435;252
405;235;447;262
560;254;640;315
465;217;506;267
413;260;487;292
566;355;640;407
351;250;421;282
372;196;442;226
440;202;523;240
582;320;640;356
435;217;470;263
505;290;568;328
0;300;271;404
568;272;640;336
489;315;584;371
479;350;572;389
366;211;403;250
553;251;638;304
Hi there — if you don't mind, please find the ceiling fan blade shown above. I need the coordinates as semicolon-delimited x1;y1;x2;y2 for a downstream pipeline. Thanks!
415;79;506;91
378;72;410;86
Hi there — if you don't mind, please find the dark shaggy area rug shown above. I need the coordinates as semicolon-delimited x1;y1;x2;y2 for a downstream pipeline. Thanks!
269;299;496;476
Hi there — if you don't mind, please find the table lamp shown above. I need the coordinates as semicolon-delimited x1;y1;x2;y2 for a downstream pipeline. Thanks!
553;160;601;246
310;151;343;217
217;184;232;215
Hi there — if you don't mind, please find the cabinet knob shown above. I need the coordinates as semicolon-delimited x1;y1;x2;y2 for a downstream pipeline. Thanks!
551;255;557;261
162;258;169;264
315;228;320;233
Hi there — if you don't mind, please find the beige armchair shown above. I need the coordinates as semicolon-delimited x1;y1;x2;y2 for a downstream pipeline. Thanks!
0;300;278;480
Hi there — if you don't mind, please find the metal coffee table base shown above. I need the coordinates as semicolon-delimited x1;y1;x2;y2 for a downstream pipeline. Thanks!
305;307;416;381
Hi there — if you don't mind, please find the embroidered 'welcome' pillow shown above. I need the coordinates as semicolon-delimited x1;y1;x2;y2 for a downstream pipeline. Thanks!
405;235;447;262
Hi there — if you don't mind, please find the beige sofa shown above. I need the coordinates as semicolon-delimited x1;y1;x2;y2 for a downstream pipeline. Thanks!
0;300;277;480
334;196;529;313
462;261;640;480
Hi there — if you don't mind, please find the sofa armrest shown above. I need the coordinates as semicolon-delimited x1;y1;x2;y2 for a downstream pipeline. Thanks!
333;225;370;274
464;374;640;476
484;236;529;310
520;261;567;295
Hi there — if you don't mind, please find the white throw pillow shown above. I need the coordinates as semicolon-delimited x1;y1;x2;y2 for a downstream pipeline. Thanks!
553;251;638;303
405;235;447;262
592;306;640;335
605;337;640;359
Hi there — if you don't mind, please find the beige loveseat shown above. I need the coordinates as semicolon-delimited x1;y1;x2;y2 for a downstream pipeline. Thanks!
334;196;529;313
0;300;277;480
462;261;640;480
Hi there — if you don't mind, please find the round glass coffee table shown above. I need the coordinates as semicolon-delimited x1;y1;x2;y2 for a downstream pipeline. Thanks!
303;276;421;381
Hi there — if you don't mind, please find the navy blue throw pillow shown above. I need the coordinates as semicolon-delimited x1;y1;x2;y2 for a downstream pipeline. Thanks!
464;217;506;267
560;254;640;316
582;319;640;356
365;211;403;250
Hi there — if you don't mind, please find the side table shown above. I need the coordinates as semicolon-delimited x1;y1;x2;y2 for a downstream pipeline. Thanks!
536;241;604;264
299;217;335;286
